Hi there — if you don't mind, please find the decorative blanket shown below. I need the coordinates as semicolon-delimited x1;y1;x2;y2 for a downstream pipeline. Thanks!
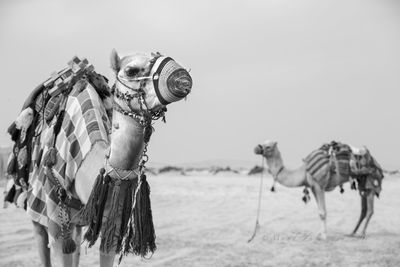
304;142;351;178
27;83;110;239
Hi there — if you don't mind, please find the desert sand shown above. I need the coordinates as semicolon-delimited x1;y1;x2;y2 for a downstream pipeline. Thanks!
1;173;399;267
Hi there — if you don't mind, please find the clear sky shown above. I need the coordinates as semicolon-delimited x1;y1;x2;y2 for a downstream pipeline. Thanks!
0;0;399;169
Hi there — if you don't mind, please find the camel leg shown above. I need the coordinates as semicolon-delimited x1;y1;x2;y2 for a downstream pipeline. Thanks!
360;191;375;239
72;226;82;267
311;184;327;240
48;222;73;267
32;221;52;267
100;251;116;267
351;193;367;236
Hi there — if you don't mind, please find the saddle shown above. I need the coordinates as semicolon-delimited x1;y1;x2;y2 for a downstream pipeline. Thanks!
349;147;384;196
304;140;352;180
4;56;111;209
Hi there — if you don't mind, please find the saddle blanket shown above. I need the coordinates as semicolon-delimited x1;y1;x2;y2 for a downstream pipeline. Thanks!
304;143;351;180
27;83;110;237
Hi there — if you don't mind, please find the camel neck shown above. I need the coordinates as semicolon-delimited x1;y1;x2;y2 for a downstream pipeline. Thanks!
265;153;307;188
108;109;145;170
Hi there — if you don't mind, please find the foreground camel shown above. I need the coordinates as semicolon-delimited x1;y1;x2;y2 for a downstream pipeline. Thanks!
254;140;383;240
11;50;192;267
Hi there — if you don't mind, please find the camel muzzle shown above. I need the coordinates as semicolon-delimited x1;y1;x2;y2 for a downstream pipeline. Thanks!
254;145;264;155
150;56;192;105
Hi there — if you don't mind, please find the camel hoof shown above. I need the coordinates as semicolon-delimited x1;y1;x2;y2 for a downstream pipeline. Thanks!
346;233;357;238
359;233;367;239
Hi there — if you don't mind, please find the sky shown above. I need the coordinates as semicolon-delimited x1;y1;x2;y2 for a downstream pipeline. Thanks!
0;0;399;169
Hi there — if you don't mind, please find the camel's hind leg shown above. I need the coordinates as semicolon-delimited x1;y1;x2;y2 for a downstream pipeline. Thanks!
32;221;52;267
311;183;327;240
351;194;367;236
72;226;82;267
360;191;375;239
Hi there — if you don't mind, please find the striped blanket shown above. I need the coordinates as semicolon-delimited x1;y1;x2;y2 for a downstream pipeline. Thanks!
27;83;110;240
304;142;351;188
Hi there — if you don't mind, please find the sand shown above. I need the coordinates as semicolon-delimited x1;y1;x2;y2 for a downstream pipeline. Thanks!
1;173;399;267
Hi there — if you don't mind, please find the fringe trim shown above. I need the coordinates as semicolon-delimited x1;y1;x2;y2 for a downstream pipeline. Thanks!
82;169;109;247
82;170;156;259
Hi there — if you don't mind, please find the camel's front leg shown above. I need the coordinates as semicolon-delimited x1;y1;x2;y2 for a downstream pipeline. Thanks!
48;223;73;267
360;191;375;239
311;184;327;240
350;193;367;236
32;221;52;267
100;251;116;267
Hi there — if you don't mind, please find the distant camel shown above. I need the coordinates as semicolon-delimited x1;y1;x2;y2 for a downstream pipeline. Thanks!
254;140;383;239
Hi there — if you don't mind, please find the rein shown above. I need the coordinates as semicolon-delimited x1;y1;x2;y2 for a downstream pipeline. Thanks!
248;156;265;243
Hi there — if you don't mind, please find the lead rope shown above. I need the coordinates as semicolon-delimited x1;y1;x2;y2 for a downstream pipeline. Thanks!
248;156;265;243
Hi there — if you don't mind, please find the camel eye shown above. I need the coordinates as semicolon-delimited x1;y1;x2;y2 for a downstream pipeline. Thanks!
125;67;140;78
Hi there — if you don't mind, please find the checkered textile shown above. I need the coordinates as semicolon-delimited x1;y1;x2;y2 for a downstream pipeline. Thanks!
27;83;110;237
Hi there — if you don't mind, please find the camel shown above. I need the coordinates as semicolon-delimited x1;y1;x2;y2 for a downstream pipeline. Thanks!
10;50;192;267
254;140;383;240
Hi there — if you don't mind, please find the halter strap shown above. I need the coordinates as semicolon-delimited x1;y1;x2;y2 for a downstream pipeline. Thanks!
272;166;284;180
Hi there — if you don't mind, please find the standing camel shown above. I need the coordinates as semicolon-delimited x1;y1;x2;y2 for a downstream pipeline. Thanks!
254;140;383;240
8;50;192;267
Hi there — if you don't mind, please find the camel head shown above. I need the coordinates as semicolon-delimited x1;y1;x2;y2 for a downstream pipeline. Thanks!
110;49;192;113
254;140;280;159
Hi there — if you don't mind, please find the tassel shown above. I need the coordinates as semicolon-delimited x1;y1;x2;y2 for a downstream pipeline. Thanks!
351;180;357;190
131;174;156;256
4;184;16;204
62;238;77;254
17;146;28;169
7;154;17;175
83;169;110;247
270;181;276;192
15;107;34;142
116;182;133;253
16;190;27;208
79;169;105;224
100;180;121;253
340;185;344;194
302;187;310;204
61;211;76;254
13;187;22;204
7;122;19;142
143;125;153;144
43;148;57;167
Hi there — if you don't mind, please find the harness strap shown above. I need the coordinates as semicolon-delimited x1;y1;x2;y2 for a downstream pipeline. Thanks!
45;168;84;210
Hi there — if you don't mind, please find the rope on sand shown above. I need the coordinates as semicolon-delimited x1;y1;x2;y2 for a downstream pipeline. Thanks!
248;156;265;243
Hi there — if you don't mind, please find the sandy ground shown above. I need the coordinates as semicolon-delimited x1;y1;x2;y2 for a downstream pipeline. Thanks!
0;173;399;267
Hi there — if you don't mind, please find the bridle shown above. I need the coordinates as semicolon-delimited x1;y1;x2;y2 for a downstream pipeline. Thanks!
108;54;167;191
256;144;284;191
111;54;167;127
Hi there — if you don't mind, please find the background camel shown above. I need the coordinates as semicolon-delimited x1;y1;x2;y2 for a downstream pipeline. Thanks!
254;140;383;240
7;50;192;267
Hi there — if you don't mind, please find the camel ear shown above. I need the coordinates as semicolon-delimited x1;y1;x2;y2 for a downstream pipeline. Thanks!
110;49;121;73
272;141;278;148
